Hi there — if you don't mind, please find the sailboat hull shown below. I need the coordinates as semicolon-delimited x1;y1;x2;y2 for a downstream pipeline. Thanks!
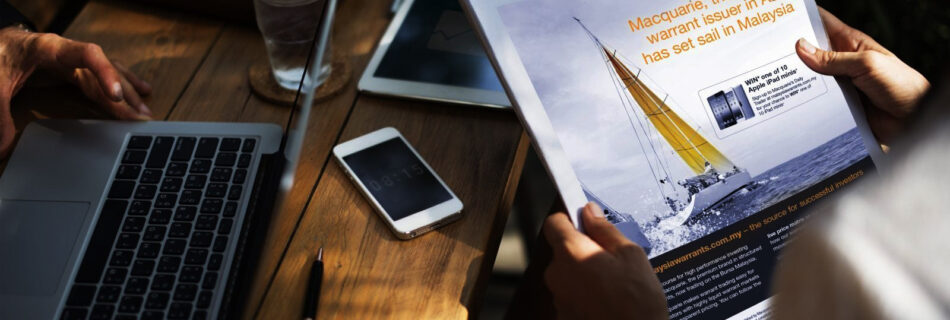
664;170;753;226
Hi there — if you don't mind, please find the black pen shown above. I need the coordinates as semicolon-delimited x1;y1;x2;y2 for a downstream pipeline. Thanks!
305;247;324;320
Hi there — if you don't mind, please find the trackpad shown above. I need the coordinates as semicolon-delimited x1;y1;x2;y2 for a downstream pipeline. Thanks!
0;200;89;295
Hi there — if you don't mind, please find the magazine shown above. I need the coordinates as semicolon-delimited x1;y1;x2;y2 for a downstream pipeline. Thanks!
461;0;883;319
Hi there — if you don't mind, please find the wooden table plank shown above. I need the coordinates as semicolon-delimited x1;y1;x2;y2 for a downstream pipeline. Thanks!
240;0;398;316
10;0;222;125
255;96;528;319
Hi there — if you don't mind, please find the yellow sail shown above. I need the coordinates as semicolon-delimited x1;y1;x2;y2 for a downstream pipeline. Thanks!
603;47;734;175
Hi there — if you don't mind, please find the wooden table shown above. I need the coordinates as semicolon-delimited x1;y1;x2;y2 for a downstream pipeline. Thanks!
8;0;529;318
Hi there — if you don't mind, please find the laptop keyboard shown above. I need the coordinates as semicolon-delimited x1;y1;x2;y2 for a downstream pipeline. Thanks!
60;135;257;320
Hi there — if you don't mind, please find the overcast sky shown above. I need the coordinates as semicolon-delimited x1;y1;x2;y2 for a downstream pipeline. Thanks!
498;0;861;222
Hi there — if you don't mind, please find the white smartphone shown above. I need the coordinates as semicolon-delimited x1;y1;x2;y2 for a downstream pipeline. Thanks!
332;127;463;239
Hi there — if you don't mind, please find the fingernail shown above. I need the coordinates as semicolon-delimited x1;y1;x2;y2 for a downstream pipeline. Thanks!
586;203;605;219
112;82;123;101
798;38;817;54
138;103;152;116
135;114;152;121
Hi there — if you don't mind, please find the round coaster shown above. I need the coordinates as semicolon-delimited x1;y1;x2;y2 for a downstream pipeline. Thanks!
249;51;351;106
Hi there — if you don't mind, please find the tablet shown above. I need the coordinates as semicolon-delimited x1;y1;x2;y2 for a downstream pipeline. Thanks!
358;0;510;109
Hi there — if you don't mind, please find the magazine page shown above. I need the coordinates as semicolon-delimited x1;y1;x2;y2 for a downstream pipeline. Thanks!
463;0;880;318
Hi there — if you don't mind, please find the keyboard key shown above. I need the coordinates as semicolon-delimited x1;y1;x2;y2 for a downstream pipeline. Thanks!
180;190;202;205
146;136;174;169
185;249;208;265
116;315;136;320
143;226;167;241
61;308;88;320
169;223;192;238
67;285;96;306
138;242;161;259
180;266;203;283
131;259;155;276
242;138;256;152
122;150;147;164
96;285;121;303
116;233;139;249
190;159;212;173
202;272;218;290
143;311;165;320
208;254;223;271
215;152;237;167
190;231;213;247
195;215;218;231
103;267;127;284
90;304;115;320
174;283;198;301
174;206;198;221
109;250;133;267
218;218;233;234
200;199;222;214
125;277;149;295
129;200;151;215
134;184;157;199
140;169;163;183
156;193;178;208
167;162;188;177
75;200;126;283
158;256;181;273
164;239;186;255
220;138;241;151
118;296;143;313
168;302;192;319
223;201;238;217
128;136;153;149
237;154;252;168
232;169;247;184
185;175;207;189
228;185;243;200
116;165;141;180
206;183;227;198
210;167;232;182
195;138;218;159
152;274;175;291
109;181;135;199
160;177;183;192
150;209;172;224
213;236;228;252
122;217;146;232
146;292;170;310
197;291;213;308
171;137;197;162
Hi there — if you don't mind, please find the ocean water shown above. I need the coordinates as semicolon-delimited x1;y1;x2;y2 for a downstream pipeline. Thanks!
642;128;870;257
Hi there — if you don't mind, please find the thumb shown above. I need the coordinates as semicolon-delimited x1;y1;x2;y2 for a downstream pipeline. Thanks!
796;38;880;79
0;98;16;159
581;202;635;257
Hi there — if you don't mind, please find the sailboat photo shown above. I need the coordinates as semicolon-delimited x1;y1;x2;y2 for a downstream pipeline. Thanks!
576;18;753;227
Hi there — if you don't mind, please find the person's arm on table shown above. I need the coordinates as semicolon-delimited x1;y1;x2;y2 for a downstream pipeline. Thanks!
0;0;153;158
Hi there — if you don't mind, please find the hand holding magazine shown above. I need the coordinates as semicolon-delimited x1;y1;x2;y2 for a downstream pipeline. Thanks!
461;0;888;318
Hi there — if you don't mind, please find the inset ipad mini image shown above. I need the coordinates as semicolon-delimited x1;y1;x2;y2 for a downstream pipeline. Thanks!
707;85;755;130
332;127;463;239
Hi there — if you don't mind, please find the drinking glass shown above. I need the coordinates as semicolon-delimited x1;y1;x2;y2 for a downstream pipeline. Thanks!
254;0;333;90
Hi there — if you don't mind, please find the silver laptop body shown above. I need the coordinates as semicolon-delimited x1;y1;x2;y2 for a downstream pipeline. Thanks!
0;0;336;318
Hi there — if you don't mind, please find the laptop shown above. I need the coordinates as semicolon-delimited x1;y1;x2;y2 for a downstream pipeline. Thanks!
0;0;336;318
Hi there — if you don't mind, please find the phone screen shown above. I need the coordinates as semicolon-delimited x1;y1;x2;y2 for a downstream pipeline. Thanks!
342;137;453;221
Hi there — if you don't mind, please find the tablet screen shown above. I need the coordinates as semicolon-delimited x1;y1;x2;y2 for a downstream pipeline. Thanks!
374;0;504;92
